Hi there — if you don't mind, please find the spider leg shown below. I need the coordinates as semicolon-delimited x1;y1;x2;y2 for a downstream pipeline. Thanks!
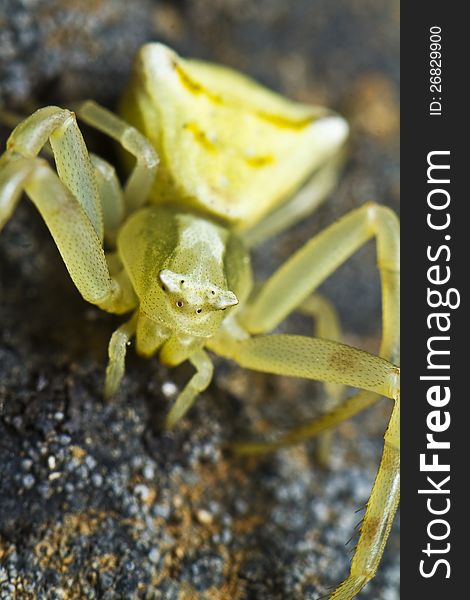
216;201;400;598
329;396;399;599
233;389;377;456
240;201;399;363
75;101;158;213
211;331;400;600
299;294;344;466
234;294;376;459
233;202;399;455
105;312;139;398
89;153;126;245
236;201;398;433
1;106;104;238
241;149;345;247
0;107;139;313
211;334;398;400
165;350;214;429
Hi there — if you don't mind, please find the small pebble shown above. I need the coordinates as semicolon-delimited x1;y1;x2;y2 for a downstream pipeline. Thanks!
196;509;213;525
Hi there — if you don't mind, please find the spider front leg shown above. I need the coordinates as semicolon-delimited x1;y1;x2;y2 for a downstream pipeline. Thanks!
233;201;399;446
211;332;399;600
242;201;399;362
331;395;399;600
236;201;399;444
1;106;105;237
0;107;139;313
76;101;159;213
211;202;399;598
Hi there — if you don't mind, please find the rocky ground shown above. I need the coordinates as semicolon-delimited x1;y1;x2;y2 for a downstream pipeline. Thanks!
0;1;399;598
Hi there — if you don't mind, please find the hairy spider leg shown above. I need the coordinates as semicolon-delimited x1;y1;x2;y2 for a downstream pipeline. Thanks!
209;201;399;599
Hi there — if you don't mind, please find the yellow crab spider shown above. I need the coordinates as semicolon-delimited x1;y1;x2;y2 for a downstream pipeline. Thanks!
0;44;399;599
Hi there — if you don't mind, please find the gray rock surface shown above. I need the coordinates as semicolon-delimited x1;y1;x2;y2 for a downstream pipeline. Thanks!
0;1;399;598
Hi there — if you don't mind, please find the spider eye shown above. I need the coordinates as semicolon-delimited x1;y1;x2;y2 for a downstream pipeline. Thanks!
161;285;167;292
177;301;183;307
196;308;202;314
